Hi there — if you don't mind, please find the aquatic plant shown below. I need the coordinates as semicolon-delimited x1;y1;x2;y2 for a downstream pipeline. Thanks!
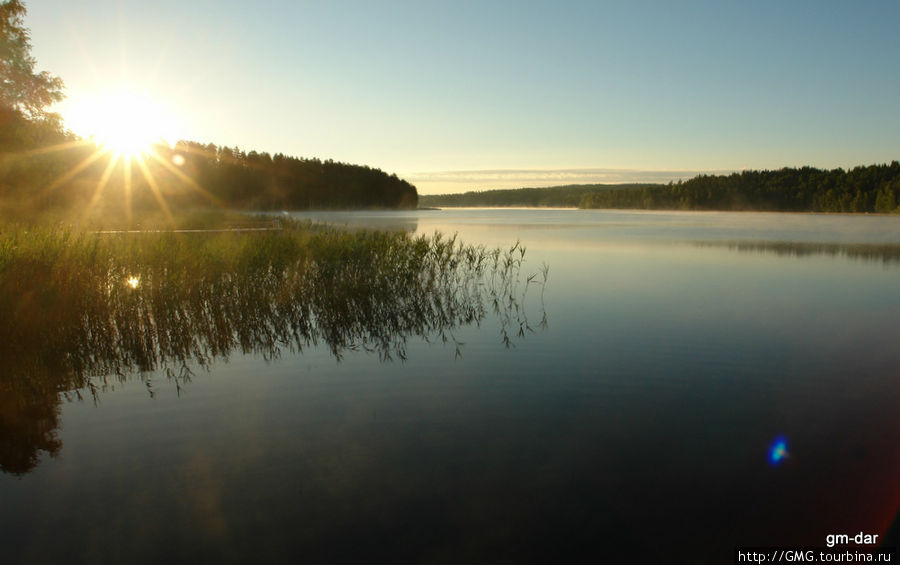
0;220;546;474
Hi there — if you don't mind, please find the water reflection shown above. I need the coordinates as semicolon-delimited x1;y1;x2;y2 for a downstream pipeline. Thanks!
0;230;546;475
283;210;422;233
694;240;900;264
0;370;62;475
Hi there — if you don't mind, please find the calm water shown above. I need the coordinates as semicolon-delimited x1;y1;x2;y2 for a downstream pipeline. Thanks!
3;209;899;564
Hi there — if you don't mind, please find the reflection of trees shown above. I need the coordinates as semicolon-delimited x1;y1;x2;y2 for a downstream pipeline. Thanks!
694;240;900;264
0;226;546;474
0;362;62;475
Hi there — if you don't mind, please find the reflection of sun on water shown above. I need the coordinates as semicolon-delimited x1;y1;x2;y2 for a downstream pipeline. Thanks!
127;276;140;289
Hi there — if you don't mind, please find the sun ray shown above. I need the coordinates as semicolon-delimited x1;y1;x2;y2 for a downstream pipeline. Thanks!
123;158;133;227
0;139;92;162
82;153;120;221
175;142;245;168
135;157;174;226
35;147;111;204
8;140;90;159
147;149;224;207
172;143;214;159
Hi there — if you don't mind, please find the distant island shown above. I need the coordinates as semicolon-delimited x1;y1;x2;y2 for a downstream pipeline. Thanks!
420;163;900;214
419;183;657;208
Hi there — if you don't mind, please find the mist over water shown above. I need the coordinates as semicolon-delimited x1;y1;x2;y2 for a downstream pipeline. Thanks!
2;209;898;564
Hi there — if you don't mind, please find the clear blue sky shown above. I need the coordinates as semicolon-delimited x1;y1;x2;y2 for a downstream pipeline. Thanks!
26;0;900;193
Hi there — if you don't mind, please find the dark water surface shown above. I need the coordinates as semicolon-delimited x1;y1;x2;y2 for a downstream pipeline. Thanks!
2;209;898;564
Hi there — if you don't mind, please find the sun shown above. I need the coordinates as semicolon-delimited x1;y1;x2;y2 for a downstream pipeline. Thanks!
65;89;180;158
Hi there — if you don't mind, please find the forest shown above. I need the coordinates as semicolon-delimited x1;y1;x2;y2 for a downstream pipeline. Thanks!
0;0;417;219
156;141;417;211
580;164;900;213
419;184;656;208
0;123;419;218
422;164;900;214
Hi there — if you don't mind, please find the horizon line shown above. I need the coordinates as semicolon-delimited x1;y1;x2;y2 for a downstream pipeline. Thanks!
404;167;737;194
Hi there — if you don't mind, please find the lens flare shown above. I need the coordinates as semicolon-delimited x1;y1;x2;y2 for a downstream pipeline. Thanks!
769;436;789;465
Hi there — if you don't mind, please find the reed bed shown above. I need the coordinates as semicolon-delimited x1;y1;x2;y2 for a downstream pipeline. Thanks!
1;218;552;473
0;219;545;393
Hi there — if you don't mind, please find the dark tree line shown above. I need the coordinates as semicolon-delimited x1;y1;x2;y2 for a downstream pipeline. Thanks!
1;134;419;216
167;141;417;210
420;184;657;208
580;164;900;213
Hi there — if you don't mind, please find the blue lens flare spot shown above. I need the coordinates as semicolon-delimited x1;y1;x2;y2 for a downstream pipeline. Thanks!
769;437;789;465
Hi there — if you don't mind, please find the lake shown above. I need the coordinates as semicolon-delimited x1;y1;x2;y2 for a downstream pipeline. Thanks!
2;209;898;564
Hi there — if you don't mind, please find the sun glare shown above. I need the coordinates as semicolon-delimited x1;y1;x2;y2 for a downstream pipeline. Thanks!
65;90;179;158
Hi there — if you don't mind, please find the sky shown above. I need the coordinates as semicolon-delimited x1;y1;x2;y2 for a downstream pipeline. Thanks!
25;0;900;194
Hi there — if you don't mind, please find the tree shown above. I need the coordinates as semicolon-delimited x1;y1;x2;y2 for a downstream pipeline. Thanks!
874;184;897;214
0;0;63;119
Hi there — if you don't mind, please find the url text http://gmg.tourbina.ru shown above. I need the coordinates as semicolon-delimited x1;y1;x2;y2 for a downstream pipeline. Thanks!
735;531;895;563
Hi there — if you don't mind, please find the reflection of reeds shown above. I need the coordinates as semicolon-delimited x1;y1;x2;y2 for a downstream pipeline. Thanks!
0;220;548;474
0;220;544;389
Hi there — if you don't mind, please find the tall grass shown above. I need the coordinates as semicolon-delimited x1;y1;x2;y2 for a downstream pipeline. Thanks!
1;219;548;473
0;219;544;388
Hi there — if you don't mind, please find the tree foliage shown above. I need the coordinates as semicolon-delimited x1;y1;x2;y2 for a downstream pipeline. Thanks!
168;141;418;210
578;163;900;214
0;0;64;119
1;139;419;216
